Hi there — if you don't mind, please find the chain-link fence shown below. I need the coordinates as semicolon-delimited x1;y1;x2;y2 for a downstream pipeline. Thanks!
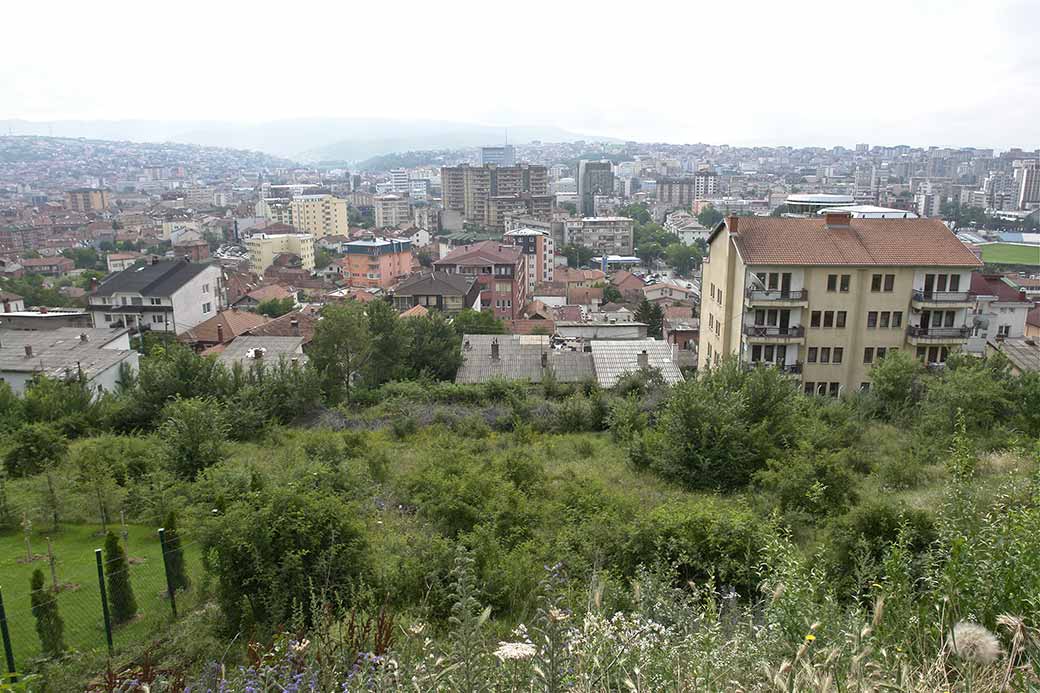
0;525;206;677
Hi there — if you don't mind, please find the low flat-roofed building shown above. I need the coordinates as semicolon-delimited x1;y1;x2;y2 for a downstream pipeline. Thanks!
0;327;138;394
216;336;308;369
0;308;92;330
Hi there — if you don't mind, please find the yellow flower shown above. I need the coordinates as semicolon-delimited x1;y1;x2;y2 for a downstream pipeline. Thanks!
804;634;816;642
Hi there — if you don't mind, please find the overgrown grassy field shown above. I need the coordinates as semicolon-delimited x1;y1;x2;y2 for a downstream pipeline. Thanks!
980;242;1040;266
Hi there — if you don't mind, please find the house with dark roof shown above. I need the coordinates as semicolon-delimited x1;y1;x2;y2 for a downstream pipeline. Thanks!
87;257;224;333
700;212;983;394
390;271;480;316
433;241;527;320
965;273;1034;353
177;308;270;351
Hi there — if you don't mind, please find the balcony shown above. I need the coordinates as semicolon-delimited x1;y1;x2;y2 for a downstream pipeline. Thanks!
911;290;975;309
743;324;806;343
745;288;808;307
906;325;971;344
745;361;803;375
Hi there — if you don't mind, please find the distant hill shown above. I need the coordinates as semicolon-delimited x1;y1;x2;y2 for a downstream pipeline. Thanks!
0;118;619;162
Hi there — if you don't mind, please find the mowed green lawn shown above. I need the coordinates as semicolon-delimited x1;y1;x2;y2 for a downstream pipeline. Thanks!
980;243;1040;266
0;524;201;666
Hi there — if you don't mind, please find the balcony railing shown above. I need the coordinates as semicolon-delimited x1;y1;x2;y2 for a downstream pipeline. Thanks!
907;325;971;339
746;289;808;302
912;290;974;303
746;361;803;374
743;325;805;338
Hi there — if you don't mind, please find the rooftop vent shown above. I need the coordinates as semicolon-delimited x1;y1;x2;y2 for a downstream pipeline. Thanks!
24;345;33;358
825;211;852;229
637;349;649;369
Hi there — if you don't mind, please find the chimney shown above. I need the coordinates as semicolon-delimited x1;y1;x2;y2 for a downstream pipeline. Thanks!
89;277;98;292
216;323;224;343
39;306;48;314
825;211;852;229
637;349;649;369
290;318;300;336
79;332;88;343
1020;288;1027;301
491;338;500;361
151;255;159;265
540;351;548;368
2;299;8;313
727;215;739;234
24;345;32;358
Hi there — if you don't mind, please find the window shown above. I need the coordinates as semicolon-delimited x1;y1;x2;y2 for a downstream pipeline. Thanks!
880;311;890;328
715;320;720;336
150;298;162;305
707;342;712;358
829;382;840;397
876;347;887;359
860;382;871;392
708;313;714;329
998;325;1011;337
840;274;850;292
823;311;834;328
871;274;882;292
202;283;211;294
867;311;878;328
883;274;895;292
892;311;902;327
817;382;828;396
804;382;815;395
827;274;838;292
833;347;844;363
767;273;778;290
103;314;112;323
717;289;723;305
807;347;818;363
820;347;831;363
836;311;847;328
752;345;762;361
864;347;874;363
949;274;961;292
202;302;212;313
710;283;716;300
152;314;164;324
810;311;821;328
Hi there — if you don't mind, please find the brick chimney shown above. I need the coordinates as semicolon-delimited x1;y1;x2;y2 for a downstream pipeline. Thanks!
216;323;224;343
290;318;300;336
24;345;33;358
637;349;649;369
727;215;739;234
491;338;500;361
825;211;852;228
89;277;98;292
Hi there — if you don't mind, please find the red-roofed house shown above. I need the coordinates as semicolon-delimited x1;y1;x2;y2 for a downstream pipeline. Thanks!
966;272;1034;352
433;240;527;320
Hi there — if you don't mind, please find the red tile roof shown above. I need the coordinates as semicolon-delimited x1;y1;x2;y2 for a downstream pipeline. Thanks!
970;273;1030;303
243;310;317;342
178;308;270;345
723;216;982;267
399;304;429;318
434;240;523;266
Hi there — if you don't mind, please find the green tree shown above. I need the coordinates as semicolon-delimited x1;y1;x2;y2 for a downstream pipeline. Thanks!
163;511;190;592
310;302;373;402
664;242;701;276
867;350;925;421
560;201;577;216
562;243;595;268
314;247;334;270
634;298;664;339
697;205;724;228
61;247;100;270
452;308;505;336
255;296;295;318
617;203;652;225
367;299;411;385
71;438;127;532
159;397;229;480
4;422;67;478
601;283;623;304
30;568;65;658
200;485;367;632
408;312;463;380
104;531;137;624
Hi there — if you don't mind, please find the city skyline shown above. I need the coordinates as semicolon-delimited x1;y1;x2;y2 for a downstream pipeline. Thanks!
1;0;1036;151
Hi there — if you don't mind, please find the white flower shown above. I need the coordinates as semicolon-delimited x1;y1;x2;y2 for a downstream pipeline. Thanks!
407;622;426;636
948;621;1002;665
493;641;537;662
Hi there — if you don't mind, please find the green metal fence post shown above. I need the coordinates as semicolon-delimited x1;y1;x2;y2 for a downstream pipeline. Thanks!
0;587;16;683
95;548;113;655
158;528;178;618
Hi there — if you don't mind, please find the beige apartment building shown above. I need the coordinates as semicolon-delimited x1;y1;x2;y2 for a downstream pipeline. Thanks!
289;194;348;238
441;164;551;230
246;232;315;276
64;188;110;212
698;213;983;395
374;194;412;229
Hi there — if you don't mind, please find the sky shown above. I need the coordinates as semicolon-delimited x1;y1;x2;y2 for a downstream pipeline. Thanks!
2;0;1037;150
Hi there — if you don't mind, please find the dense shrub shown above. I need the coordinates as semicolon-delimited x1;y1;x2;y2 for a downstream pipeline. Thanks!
159;397;230;480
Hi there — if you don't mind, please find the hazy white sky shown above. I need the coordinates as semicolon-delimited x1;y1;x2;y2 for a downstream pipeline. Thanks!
2;0;1037;148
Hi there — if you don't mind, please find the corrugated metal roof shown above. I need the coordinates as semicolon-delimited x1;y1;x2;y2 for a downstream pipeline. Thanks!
455;334;593;384
589;340;685;388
